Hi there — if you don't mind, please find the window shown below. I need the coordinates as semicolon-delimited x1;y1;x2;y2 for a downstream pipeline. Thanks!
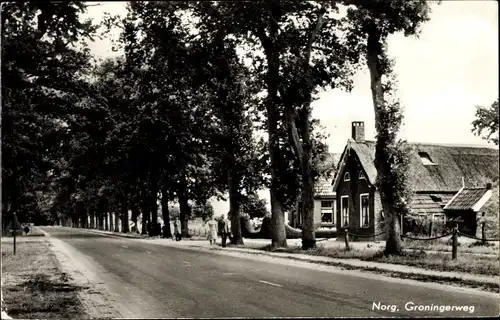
321;201;333;208
430;194;442;203
341;196;349;227
359;171;365;180
418;152;435;165
344;172;350;181
321;200;334;223
360;194;369;227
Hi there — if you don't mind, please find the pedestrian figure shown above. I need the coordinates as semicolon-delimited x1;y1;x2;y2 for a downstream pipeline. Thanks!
221;213;231;248
174;218;181;241
205;216;218;246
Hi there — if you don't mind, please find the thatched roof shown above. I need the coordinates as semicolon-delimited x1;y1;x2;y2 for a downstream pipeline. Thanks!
482;185;499;215
333;139;499;193
315;153;342;198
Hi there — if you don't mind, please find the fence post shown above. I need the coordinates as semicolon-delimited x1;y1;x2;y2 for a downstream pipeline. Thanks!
344;228;350;251
452;227;458;260
481;212;486;245
13;213;18;255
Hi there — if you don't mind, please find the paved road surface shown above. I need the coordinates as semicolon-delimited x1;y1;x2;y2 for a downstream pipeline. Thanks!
40;227;498;318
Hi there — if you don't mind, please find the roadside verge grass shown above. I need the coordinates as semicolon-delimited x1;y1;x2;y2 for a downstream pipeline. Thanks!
403;238;499;255
220;243;498;293
249;243;499;276
1;238;87;319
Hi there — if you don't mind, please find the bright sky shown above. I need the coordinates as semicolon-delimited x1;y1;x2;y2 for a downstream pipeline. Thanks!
84;1;499;214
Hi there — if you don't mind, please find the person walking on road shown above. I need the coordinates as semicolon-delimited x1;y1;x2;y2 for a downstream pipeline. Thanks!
205;216;218;246
221;214;231;248
174;218;181;241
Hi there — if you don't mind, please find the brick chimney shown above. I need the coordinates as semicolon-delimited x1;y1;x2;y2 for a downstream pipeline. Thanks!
351;121;365;141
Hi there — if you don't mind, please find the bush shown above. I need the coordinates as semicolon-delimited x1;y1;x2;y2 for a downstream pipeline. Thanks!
316;228;338;238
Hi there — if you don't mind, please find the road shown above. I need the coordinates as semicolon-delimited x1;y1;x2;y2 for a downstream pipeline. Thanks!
40;227;498;318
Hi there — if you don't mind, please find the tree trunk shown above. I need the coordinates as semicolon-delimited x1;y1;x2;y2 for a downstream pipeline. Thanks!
294;8;325;250
301;156;315;249
229;167;244;245
110;211;115;231
286;106;316;250
122;197;130;233
114;210;120;232
366;25;403;255
98;211;103;230
141;191;150;235
149;167;159;224
260;10;287;248
178;174;191;237
83;206;88;228
161;186;172;238
383;203;403;255
89;211;94;229
98;201;105;230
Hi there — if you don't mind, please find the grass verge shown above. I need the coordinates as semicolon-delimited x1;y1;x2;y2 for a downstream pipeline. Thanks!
403;238;499;255
252;243;499;276
221;244;499;293
1;239;87;319
363;250;499;276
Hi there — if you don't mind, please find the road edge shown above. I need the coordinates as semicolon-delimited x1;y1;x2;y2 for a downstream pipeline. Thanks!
36;227;126;319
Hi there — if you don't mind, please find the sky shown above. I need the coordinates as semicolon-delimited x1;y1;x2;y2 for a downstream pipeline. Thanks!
84;1;499;214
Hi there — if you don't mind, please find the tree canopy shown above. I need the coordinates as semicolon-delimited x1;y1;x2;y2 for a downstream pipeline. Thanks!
2;1;440;254
472;99;499;146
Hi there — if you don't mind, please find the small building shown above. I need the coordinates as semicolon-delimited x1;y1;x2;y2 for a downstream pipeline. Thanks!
288;153;341;229
443;184;493;236
332;121;499;241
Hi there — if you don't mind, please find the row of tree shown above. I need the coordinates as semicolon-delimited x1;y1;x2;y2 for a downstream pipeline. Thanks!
2;1;438;254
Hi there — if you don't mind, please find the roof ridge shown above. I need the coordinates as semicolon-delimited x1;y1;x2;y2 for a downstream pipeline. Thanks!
350;139;497;150
409;142;498;149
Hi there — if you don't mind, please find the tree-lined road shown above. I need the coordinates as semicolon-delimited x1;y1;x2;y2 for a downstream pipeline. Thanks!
40;227;498;318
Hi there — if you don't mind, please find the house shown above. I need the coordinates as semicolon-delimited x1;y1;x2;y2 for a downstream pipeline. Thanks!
288;153;342;229
332;121;499;241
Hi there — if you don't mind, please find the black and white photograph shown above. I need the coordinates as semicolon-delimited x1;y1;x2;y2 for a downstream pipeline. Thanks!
1;1;498;319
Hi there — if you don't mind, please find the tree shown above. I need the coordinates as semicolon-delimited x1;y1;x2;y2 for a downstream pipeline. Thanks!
183;8;267;244
191;202;215;221
472;99;499;146
241;194;269;219
1;2;96;231
343;0;434;255
209;1;358;248
117;1;223;237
